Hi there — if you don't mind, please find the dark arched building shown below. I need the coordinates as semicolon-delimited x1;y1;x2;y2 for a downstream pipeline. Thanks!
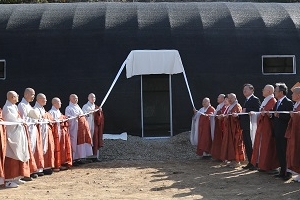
0;2;299;137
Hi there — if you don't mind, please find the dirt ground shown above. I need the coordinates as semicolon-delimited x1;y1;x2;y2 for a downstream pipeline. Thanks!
1;158;300;200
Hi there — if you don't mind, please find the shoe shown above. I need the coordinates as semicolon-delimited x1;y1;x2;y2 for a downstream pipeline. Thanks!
274;173;285;179
43;169;53;175
84;159;93;163
282;172;292;181
30;174;38;178
249;166;257;171
36;172;44;176
257;169;266;172
77;160;86;165
13;179;26;185
72;162;80;167
59;166;69;171
5;181;18;188
91;158;101;163
242;163;253;169
21;177;33;181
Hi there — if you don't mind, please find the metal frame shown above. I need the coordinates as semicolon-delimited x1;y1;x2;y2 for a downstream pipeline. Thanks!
141;74;173;138
0;59;6;80
262;55;296;75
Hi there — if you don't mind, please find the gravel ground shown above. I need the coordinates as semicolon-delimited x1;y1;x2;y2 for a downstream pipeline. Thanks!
99;131;197;161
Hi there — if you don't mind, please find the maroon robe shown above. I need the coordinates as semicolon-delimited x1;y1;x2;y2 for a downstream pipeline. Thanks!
285;104;300;173
196;106;215;156
211;105;226;160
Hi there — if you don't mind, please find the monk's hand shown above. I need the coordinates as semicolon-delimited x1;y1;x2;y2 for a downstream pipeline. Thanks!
242;108;246;113
193;108;197;114
274;111;279;118
249;111;254;116
290;111;294;117
99;107;102;112
261;111;265;116
298;111;300;115
232;112;238;117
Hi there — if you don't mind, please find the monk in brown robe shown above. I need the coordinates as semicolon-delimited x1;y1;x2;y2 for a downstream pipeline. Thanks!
34;93;55;175
2;91;31;187
211;95;228;161
220;93;245;168
251;85;279;171
0;108;6;187
196;98;215;157
285;87;300;180
49;97;73;170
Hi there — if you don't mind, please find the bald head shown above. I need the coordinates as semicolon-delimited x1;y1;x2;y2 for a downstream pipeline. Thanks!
262;84;274;98
36;93;47;106
202;97;211;108
24;87;35;102
52;97;62;109
292;87;300;102
227;93;237;104
88;93;96;104
70;94;78;104
7;91;19;104
217;94;225;104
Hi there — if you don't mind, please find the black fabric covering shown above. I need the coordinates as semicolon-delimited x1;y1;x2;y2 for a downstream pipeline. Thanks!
0;2;299;136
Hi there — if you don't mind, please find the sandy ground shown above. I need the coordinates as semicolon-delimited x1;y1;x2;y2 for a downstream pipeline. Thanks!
1;158;300;200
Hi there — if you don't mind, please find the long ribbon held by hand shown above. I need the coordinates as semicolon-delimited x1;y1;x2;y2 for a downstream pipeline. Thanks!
195;110;295;117
0;109;101;126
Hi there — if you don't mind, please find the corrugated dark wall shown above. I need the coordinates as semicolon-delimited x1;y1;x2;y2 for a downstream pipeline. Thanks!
0;2;299;136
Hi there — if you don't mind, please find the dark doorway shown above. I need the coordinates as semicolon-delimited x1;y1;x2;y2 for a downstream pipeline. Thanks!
142;74;171;137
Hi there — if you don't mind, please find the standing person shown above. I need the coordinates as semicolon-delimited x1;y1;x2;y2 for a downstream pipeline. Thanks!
196;98;215;158
251;85;279;171
240;84;261;170
82;93;104;162
0;108;6;187
211;95;228;161
2;91;31;188
65;94;93;165
34;93;55;175
285;87;300;182
269;83;294;180
18;88;43;178
49;97;72;171
220;93;245;168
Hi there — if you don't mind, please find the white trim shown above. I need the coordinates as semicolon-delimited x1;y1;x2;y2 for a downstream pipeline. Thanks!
262;55;296;75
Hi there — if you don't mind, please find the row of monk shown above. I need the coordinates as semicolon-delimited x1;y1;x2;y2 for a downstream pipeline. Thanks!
191;83;300;182
0;88;104;188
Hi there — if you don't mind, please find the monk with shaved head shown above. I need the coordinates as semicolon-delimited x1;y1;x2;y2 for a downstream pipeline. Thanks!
251;84;278;172
18;88;44;180
2;91;31;188
49;97;73;171
196;97;215;158
82;93;104;162
65;94;93;166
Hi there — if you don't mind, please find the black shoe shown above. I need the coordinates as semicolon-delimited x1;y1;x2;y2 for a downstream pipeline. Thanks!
72;162;80;167
43;169;53;175
274;173;285;179
21;176;33;181
36;172;44;176
30;173;38;178
282;172;292;181
267;169;279;175
249;165;257;171
91;158;101;162
257;169;266;172
242;163;253;169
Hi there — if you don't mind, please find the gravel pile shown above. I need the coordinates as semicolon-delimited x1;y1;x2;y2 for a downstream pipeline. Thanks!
99;131;197;161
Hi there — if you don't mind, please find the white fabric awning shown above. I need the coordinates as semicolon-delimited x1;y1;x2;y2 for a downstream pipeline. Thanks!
126;50;184;78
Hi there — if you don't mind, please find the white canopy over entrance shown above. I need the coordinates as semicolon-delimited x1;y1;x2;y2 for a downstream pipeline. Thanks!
100;50;195;137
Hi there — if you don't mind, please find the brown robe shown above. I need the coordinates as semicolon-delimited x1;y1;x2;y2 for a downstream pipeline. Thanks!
52;115;73;169
93;106;104;155
251;97;279;170
37;113;55;169
77;116;92;145
196;106;215;156
220;104;245;162
33;125;45;170
0;109;6;182
285;104;300;173
211;105;226;160
5;125;32;179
